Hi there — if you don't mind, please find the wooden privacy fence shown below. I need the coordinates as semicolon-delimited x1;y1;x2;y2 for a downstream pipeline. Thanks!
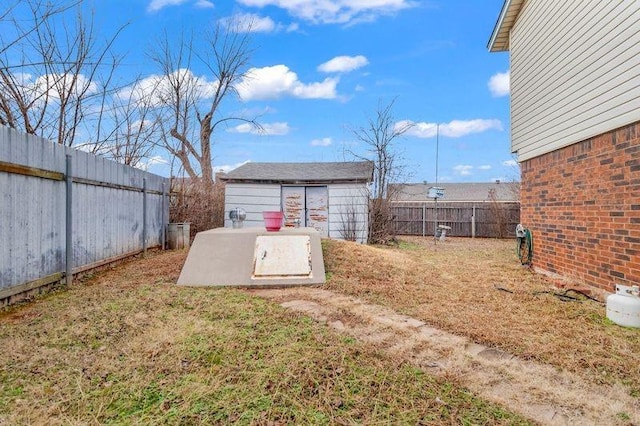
390;201;520;238
0;127;169;303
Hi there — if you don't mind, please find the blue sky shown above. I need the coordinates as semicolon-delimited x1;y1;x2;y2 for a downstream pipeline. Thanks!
25;0;516;183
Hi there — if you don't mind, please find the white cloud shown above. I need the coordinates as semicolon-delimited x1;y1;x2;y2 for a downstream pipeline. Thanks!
10;72;99;103
147;0;189;12
221;13;277;33
195;0;214;8
355;84;365;92
453;165;473;176
236;0;416;24
5;72;33;86
397;119;503;138
502;159;518;167
318;55;369;73
310;137;332;146
441;119;503;137
478;165;492;170
228;121;290;135
116;69;219;105
137;155;169;171
286;22;300;32
238;105;277;116
148;0;213;11
488;70;510;97
237;64;338;101
215;160;250;173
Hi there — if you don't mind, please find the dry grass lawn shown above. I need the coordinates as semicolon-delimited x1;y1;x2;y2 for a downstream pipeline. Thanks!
0;249;529;425
323;237;640;396
1;236;638;424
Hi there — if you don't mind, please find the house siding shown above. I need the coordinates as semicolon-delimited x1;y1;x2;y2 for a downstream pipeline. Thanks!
511;1;640;161
521;121;640;292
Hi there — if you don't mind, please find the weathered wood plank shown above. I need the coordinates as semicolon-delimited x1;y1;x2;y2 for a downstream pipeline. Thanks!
0;160;64;181
0;127;170;300
391;202;520;238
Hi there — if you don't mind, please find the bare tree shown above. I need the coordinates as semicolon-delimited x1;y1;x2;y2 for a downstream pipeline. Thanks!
150;20;259;188
350;99;413;244
0;1;78;57
0;0;126;148
79;78;162;167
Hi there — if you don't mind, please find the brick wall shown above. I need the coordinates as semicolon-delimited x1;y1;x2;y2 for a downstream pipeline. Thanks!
521;121;640;292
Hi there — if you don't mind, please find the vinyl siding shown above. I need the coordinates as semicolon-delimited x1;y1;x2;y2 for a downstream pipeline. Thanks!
224;183;281;228
224;182;369;243
510;1;640;161
328;184;369;244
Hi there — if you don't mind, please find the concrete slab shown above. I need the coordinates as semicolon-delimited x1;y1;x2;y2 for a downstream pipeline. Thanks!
177;227;326;287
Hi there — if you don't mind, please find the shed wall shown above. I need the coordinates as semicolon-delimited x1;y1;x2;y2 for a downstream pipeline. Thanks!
224;183;281;228
223;182;369;243
328;184;369;243
511;1;640;161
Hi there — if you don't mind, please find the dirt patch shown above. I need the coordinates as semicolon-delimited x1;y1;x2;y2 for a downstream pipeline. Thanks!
250;287;640;425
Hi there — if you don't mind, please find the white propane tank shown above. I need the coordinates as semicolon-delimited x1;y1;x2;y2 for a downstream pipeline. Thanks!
606;284;640;328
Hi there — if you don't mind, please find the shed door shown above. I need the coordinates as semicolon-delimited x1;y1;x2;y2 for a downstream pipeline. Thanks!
305;186;328;236
281;186;328;237
282;187;305;228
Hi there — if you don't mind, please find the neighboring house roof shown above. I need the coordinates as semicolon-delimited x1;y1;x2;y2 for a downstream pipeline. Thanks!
488;0;526;52
391;182;519;203
220;161;374;184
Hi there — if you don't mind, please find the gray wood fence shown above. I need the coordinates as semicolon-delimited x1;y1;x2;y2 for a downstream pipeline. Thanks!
0;127;169;302
391;201;520;238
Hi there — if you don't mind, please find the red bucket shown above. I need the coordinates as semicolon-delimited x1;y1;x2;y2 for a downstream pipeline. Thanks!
262;211;284;232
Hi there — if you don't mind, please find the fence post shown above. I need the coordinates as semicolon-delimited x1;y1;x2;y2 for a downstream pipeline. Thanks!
161;181;166;250
65;154;73;286
434;198;438;242
472;204;476;238
143;177;147;256
422;203;426;237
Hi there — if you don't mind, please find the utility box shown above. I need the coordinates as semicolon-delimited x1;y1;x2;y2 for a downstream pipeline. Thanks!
428;187;445;199
167;223;190;249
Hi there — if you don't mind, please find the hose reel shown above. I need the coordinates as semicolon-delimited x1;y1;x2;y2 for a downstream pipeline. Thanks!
516;224;533;265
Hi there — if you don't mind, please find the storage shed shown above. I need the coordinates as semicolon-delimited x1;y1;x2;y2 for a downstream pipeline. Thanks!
220;161;374;243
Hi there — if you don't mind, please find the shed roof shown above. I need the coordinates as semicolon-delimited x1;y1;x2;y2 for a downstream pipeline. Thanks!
220;161;374;184
487;0;525;52
391;182;519;203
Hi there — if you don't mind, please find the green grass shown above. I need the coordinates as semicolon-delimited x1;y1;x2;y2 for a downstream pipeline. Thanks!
0;250;531;425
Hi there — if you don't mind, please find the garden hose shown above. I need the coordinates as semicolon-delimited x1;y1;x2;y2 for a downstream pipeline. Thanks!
516;228;533;265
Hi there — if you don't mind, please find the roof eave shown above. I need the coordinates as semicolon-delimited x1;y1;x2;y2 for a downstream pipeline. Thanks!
487;0;525;52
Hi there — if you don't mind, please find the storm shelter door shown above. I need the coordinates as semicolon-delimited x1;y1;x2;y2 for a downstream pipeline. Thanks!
282;186;329;237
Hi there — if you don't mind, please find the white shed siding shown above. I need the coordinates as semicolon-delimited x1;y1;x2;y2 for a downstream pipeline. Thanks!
510;1;640;161
224;183;281;228
224;182;369;243
328;184;369;244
